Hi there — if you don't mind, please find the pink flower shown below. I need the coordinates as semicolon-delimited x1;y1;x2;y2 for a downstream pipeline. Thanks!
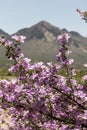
0;37;5;43
84;64;87;67
71;69;76;76
66;50;72;56
76;9;87;17
5;41;13;47
57;33;70;45
68;59;74;65
21;58;31;69
0;90;3;98
82;75;87;81
11;35;26;43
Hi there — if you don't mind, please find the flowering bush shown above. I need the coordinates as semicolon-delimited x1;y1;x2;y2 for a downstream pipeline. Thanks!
76;8;87;22
0;11;87;130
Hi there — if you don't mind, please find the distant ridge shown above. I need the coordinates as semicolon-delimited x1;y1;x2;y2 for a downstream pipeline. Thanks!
0;20;87;68
13;21;61;41
0;29;9;38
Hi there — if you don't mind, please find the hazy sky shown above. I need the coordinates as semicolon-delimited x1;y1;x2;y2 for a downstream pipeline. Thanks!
0;0;87;36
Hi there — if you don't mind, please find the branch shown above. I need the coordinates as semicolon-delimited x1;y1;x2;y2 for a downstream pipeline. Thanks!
52;86;86;110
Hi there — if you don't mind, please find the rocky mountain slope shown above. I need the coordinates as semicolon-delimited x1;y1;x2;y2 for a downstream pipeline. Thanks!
0;21;87;68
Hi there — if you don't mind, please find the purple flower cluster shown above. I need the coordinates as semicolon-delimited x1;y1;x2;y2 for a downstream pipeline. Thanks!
57;33;70;46
0;34;87;130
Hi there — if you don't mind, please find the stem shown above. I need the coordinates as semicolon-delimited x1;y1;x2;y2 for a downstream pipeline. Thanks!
52;86;86;110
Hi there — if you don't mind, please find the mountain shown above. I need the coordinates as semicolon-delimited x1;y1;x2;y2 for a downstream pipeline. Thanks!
0;21;87;68
0;29;9;38
13;21;60;41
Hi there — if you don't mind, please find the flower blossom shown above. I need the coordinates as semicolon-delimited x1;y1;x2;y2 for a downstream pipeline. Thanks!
82;75;87;81
0;37;5;43
21;58;31;69
84;64;87;67
11;35;26;43
68;59;74;65
76;9;87;17
57;33;70;45
5;41;13;47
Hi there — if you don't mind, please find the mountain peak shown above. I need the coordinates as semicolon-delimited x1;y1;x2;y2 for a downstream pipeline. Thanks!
11;20;86;43
38;20;50;25
14;21;60;41
0;21;87;67
37;20;54;28
37;20;59;31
